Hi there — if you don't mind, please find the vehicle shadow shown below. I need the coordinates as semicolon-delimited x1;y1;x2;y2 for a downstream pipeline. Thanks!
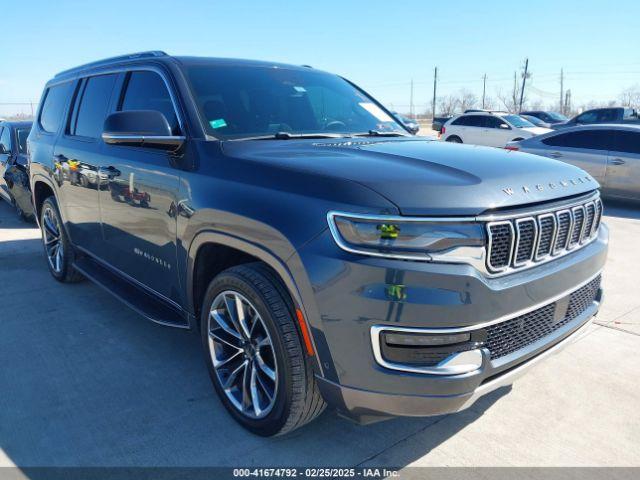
0;237;509;470
602;198;640;220
0;200;37;230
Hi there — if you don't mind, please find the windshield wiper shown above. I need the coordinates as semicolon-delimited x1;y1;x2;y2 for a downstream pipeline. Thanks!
230;132;353;141
353;130;410;137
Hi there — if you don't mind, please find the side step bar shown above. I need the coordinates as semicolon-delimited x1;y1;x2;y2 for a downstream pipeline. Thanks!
73;256;190;329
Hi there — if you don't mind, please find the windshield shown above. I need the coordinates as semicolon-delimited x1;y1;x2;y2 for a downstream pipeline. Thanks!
185;65;406;139
501;115;536;128
547;112;568;122
16;127;31;154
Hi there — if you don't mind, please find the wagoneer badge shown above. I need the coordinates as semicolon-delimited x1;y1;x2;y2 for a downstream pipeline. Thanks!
502;175;592;196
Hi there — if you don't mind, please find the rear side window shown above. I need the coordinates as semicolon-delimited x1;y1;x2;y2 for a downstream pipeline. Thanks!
542;130;612;150
70;74;117;138
452;116;470;126
39;82;72;133
119;71;180;135
612;130;640;154
16;128;31;154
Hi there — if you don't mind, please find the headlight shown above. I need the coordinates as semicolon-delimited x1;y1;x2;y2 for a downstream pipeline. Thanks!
327;212;485;260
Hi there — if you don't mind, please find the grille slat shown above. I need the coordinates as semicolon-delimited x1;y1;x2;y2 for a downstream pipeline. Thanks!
486;196;602;275
485;275;601;359
514;218;536;265
487;222;513;271
569;206;585;247
536;214;556;259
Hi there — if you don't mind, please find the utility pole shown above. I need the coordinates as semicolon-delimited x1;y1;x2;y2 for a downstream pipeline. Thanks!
482;74;487;109
432;66;438;119
519;58;529;113
409;79;414;118
559;68;564;115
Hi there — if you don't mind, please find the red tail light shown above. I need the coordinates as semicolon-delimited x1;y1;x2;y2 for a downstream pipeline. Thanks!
441;126;446;136
504;145;519;151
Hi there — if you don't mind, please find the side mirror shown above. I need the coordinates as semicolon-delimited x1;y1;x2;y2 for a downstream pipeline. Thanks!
102;110;184;151
499;123;510;129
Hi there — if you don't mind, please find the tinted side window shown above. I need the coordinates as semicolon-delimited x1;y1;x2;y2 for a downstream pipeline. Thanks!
71;74;117;138
542;130;611;150
466;116;485;127
576;111;598;124
0;127;10;152
119;71;180;134
612;131;640;155
39;82;72;133
452;116;471;126
485;117;504;128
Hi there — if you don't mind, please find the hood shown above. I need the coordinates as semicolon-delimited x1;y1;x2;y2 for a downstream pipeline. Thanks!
221;138;598;216
521;127;553;135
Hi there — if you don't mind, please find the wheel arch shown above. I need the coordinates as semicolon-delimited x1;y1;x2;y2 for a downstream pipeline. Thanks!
31;175;57;224
187;231;323;375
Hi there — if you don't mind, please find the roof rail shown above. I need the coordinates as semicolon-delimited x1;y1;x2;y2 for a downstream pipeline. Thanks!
54;51;168;78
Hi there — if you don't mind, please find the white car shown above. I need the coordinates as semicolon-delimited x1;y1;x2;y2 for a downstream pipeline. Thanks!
440;111;552;147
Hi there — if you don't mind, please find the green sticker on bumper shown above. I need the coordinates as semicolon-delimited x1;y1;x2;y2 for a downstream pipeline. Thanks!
209;118;227;129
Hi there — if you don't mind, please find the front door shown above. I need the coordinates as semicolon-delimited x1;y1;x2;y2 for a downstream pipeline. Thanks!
98;69;184;303
604;129;640;200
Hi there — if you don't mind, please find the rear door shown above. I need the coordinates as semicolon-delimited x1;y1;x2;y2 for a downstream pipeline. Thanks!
462;116;485;145
97;69;184;303
53;73;119;252
604;129;640;199
538;129;611;182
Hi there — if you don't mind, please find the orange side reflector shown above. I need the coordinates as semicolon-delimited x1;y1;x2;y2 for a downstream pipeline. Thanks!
295;308;315;356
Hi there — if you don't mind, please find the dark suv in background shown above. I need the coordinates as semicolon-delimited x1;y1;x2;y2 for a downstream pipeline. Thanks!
29;51;608;436
0;120;34;219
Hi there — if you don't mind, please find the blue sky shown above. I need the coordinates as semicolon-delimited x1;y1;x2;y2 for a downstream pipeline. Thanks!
2;0;639;114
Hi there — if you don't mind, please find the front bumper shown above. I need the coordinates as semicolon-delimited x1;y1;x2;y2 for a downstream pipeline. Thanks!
288;223;608;422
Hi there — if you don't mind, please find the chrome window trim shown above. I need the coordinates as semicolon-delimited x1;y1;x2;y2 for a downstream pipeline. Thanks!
485;221;515;273
513;217;538;267
370;269;602;374
535;213;557;261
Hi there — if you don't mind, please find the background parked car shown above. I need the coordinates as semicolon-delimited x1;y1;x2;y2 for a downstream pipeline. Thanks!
554;107;639;129
519;110;568;127
520;114;552;129
391;112;420;134
0;121;34;220
440;111;552;147
431;116;452;133
507;124;640;201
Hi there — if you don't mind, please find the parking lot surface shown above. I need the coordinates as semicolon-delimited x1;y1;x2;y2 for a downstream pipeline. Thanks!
0;198;638;468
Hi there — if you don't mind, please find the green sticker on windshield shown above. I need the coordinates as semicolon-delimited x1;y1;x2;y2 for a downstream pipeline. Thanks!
209;118;227;129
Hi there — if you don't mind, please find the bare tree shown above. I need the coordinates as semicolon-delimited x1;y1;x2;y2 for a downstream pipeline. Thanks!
437;95;458;117
619;84;640;108
457;89;477;112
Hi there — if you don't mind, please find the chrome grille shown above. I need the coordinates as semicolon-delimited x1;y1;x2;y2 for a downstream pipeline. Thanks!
486;195;602;275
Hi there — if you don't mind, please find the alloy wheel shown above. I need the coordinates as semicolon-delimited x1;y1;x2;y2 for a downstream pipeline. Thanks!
207;291;278;419
42;205;63;274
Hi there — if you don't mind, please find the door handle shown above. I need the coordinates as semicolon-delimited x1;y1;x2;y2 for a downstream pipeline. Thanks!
98;166;121;179
549;151;563;158
610;158;626;166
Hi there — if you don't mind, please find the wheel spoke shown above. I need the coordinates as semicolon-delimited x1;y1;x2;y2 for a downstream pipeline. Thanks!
250;363;263;416
223;294;246;339
210;309;243;340
223;359;247;390
254;365;274;401
208;327;243;351
255;352;276;381
234;295;252;339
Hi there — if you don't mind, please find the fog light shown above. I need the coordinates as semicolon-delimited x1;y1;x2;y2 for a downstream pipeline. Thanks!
383;331;471;347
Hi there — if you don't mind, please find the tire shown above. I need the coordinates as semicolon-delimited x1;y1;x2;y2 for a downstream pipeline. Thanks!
39;196;84;283
446;135;462;143
200;263;325;436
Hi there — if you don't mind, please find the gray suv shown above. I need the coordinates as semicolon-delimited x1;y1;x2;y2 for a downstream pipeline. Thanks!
28;51;608;436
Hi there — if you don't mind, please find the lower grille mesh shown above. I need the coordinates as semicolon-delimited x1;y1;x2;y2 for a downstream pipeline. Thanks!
485;275;601;359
